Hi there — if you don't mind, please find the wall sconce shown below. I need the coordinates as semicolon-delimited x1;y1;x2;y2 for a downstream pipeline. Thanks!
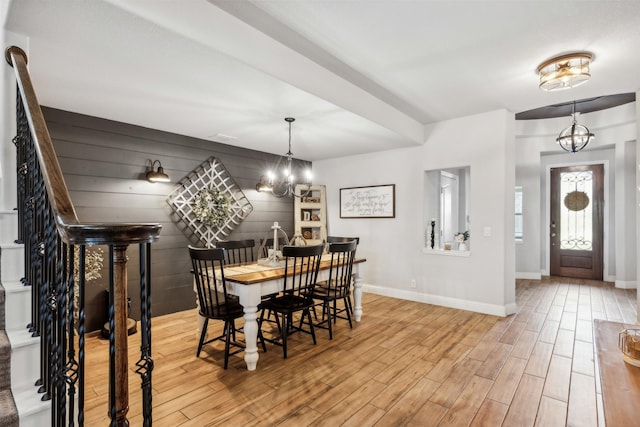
146;160;170;183
255;175;273;193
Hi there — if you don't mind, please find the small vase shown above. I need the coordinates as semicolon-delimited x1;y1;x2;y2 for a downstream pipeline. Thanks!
458;242;467;251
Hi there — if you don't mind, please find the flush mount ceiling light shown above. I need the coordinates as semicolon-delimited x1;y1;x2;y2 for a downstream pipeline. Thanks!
146;160;170;183
556;101;594;153
256;117;312;198
537;52;593;91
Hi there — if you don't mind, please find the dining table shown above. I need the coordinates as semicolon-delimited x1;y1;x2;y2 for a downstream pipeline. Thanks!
194;254;366;371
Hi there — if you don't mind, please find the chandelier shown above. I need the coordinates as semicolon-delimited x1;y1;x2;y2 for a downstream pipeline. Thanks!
256;117;312;198
537;52;593;92
556;101;594;153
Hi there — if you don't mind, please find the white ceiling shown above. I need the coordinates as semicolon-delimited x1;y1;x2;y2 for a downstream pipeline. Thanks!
4;0;640;161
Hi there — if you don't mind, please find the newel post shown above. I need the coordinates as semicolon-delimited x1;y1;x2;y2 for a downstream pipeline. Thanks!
111;244;130;426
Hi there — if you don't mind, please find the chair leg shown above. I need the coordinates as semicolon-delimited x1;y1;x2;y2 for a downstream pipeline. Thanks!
257;312;268;353
224;319;231;369
282;312;288;359
196;318;209;357
306;309;317;344
343;296;353;328
230;318;237;342
323;301;333;340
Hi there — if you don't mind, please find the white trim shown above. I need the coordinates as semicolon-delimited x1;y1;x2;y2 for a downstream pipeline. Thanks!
422;248;470;257
516;272;542;280
363;284;516;317
544;160;610;279
0;242;23;249
615;280;636;289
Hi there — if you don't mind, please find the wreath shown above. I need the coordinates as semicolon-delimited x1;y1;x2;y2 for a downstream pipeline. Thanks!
192;188;230;228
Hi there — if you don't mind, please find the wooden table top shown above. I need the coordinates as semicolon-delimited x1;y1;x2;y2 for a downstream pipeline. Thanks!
221;256;366;285
594;319;640;426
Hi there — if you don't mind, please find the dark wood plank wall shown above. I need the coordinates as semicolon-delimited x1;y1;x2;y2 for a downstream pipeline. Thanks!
43;107;308;332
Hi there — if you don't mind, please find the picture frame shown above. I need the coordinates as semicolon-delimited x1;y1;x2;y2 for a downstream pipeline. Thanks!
340;184;395;218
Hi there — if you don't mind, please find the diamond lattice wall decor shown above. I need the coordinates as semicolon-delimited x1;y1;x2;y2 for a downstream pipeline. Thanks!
167;157;253;247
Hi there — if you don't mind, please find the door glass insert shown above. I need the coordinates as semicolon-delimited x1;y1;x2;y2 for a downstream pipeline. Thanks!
560;171;593;250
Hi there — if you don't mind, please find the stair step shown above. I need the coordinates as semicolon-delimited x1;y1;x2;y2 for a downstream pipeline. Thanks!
0;210;18;241
1;243;24;283
3;281;31;332
12;385;50;427
7;329;40;391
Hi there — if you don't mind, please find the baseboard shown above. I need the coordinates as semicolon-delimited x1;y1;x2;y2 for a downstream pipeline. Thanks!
615;280;637;289
516;272;542;280
362;284;516;317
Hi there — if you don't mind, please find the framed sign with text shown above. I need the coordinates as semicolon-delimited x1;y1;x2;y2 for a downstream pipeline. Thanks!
340;184;395;218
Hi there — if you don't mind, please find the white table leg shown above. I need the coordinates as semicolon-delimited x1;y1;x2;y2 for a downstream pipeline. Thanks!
242;306;259;371
234;284;262;371
354;274;363;322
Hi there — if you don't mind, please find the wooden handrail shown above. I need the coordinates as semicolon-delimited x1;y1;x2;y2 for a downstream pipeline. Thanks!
5;46;161;245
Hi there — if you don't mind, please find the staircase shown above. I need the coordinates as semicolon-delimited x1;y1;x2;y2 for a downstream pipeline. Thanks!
0;209;50;426
2;45;159;426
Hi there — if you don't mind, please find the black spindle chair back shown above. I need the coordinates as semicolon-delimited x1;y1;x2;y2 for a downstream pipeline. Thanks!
216;239;255;265
312;240;357;339
189;246;245;368
259;244;323;358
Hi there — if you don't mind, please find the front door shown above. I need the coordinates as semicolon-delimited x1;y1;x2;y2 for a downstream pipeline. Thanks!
550;164;604;280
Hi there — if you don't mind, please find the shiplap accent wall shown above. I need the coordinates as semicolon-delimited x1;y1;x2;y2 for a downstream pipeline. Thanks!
43;107;308;332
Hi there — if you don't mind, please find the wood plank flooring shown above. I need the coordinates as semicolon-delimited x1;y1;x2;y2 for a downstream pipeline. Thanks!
83;277;637;426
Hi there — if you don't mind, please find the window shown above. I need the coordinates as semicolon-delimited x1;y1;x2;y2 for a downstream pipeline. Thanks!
515;186;523;241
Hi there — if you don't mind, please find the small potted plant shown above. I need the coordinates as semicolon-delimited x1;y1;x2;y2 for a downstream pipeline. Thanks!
454;230;470;251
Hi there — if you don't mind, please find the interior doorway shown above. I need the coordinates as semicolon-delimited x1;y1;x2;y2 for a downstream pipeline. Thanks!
550;164;604;280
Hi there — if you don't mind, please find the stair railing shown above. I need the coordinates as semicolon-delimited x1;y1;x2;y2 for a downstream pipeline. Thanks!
6;46;161;427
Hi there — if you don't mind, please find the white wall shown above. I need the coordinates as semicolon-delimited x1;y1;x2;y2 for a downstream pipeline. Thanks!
314;109;516;316
1;32;25;211
515;102;637;285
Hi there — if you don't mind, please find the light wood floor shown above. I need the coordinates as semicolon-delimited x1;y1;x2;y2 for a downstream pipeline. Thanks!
84;277;637;426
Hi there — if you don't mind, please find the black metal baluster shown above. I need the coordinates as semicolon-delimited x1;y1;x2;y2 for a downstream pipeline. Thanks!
41;202;56;403
77;245;86;426
54;238;67;426
136;242;153;426
107;244;117;426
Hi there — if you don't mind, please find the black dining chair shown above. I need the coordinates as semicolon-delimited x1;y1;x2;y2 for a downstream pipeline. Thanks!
216;239;255;265
189;245;245;369
312;240;357;339
258;244;324;358
325;236;359;314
